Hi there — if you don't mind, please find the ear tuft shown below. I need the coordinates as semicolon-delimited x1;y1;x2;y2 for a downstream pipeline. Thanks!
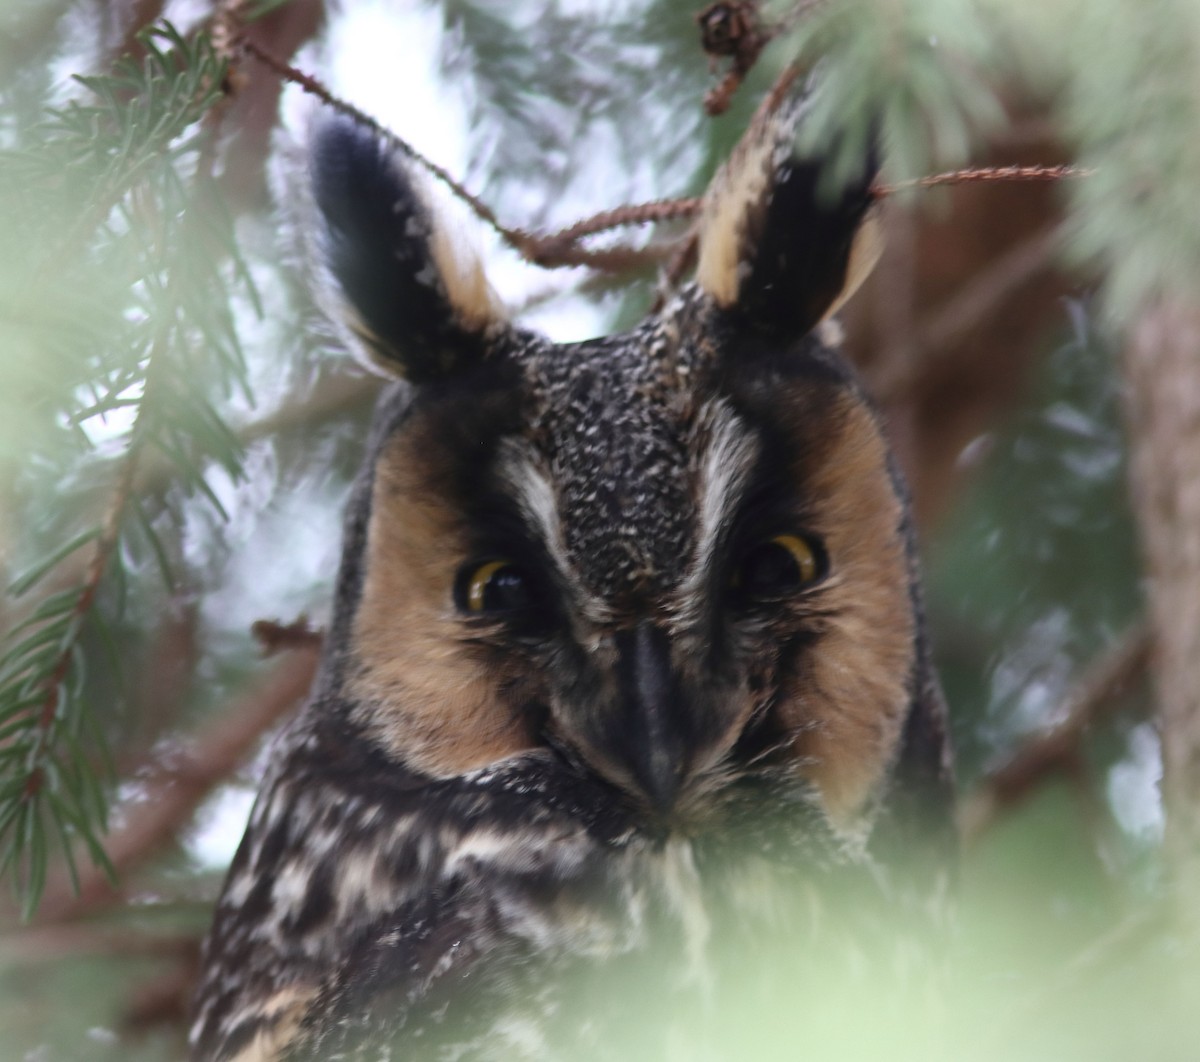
309;115;507;383
696;93;881;340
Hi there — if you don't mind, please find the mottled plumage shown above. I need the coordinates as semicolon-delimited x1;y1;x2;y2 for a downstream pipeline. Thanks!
190;89;953;1062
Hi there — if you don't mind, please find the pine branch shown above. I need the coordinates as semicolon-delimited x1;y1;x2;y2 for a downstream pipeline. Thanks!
960;622;1152;843
0;20;256;918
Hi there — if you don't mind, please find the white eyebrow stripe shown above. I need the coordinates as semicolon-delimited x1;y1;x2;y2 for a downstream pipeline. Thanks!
678;400;760;617
496;439;612;626
497;438;564;560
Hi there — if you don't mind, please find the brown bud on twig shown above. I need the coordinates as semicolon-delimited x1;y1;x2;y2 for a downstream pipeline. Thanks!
251;615;323;657
696;2;768;115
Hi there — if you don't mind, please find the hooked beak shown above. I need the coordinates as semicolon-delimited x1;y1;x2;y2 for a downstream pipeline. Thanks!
610;622;692;816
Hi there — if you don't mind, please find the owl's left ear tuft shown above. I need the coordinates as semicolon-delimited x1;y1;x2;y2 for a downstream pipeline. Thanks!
696;91;882;340
310;114;507;383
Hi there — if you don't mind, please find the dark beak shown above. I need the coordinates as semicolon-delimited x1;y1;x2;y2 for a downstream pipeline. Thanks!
612;622;691;816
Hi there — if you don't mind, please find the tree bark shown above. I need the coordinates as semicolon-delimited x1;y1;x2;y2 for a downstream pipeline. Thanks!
1123;299;1200;911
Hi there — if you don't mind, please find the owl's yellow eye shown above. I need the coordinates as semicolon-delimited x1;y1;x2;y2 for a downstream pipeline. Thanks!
457;560;534;615
731;533;824;598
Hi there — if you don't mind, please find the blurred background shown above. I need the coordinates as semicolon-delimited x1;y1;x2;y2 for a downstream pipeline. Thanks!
0;0;1196;1057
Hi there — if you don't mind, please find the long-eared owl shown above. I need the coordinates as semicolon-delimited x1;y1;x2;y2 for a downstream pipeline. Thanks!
190;84;954;1061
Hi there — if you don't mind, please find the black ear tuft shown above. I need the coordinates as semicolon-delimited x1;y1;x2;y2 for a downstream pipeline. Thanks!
310;115;506;383
696;97;882;341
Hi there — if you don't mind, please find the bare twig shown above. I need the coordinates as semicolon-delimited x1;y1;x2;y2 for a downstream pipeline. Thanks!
35;643;320;922
238;37;514;240
241;37;704;272
1123;300;1200;920
959;622;1152;843
881;163;1093;194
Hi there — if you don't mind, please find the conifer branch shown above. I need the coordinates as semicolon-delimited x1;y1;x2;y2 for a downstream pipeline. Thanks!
960;622;1152;843
0;20;256;917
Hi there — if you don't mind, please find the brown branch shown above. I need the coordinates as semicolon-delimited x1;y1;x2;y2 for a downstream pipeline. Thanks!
14;5;259;809
0;924;198;964
241;37;705;273
1123;300;1200;921
959;622;1152;844
873;222;1066;401
130;370;380;500
25;0;255;783
36;642;321;923
21;382;148;804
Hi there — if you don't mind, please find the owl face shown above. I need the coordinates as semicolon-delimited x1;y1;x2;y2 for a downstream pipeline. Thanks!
348;320;915;838
312;102;931;845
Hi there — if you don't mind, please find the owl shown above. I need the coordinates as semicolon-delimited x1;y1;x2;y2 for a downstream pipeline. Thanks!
189;88;954;1062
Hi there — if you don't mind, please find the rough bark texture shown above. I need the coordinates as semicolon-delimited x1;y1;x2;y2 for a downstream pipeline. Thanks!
1123;300;1200;903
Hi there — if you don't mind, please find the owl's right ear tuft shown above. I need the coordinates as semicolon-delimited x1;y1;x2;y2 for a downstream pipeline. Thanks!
310;115;507;383
696;90;881;342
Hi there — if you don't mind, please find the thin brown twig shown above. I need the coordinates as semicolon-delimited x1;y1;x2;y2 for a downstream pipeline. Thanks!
237;37;512;240
238;38;700;272
959;621;1152;844
879;164;1093;195
533;198;701;253
238;38;1092;284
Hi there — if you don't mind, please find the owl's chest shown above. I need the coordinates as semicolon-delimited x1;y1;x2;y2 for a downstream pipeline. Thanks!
376;837;876;1062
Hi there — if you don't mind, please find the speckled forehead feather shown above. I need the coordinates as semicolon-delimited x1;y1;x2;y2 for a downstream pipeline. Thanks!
515;294;723;601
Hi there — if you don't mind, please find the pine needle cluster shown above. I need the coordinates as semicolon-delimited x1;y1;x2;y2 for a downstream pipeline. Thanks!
0;22;254;918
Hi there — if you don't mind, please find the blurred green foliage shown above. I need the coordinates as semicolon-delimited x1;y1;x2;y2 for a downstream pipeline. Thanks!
1;0;1196;1058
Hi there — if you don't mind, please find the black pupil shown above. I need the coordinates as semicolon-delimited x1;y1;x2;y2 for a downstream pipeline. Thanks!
481;566;532;612
739;541;803;595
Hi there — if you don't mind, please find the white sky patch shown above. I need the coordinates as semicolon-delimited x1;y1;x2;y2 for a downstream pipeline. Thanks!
189;782;258;869
189;464;347;644
554;0;651;18
1107;723;1165;842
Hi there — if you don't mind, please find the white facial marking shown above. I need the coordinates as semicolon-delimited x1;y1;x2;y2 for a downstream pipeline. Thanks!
675;400;758;624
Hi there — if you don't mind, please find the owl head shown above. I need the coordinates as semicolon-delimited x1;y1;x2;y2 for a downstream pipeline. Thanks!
306;95;952;860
